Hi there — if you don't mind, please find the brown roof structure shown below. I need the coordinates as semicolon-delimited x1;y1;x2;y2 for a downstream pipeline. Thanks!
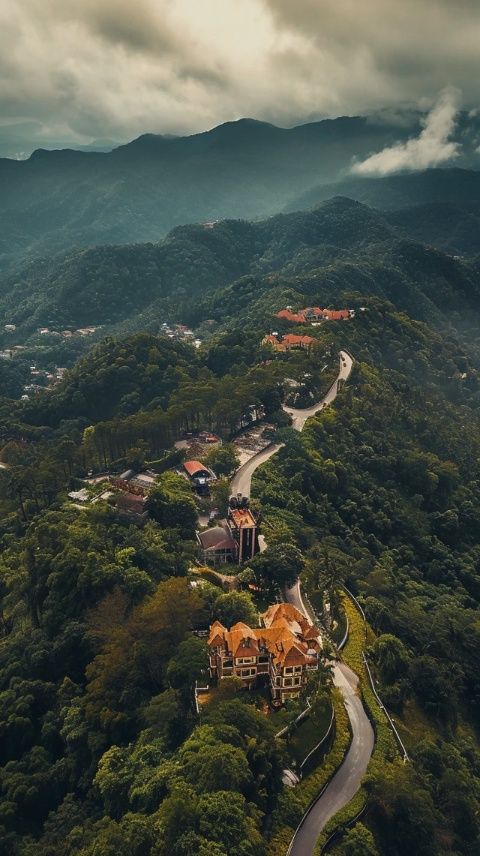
197;525;237;552
208;602;320;666
184;460;210;477
275;306;351;323
283;333;316;347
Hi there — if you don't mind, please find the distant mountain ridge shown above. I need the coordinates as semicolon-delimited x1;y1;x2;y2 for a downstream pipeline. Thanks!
0;113;459;273
287;167;480;213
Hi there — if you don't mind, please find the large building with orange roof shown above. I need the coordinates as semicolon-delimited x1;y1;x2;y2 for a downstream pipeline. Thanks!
275;306;354;324
208;602;320;706
262;332;317;353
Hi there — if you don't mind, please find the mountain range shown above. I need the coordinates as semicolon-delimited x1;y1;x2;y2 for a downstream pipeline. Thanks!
2;196;480;350
2;112;480;274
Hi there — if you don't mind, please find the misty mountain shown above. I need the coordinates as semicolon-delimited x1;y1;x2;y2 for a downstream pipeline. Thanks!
0;113;452;273
288;169;480;256
2;197;480;344
287;166;480;212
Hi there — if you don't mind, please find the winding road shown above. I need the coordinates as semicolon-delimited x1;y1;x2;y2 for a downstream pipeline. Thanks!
230;349;375;855
285;582;374;856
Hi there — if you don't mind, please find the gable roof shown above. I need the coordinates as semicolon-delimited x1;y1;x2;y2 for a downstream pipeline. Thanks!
208;601;321;664
184;460;210;477
197;525;236;551
283;333;316;346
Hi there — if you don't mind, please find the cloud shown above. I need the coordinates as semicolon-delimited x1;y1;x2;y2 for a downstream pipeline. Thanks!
351;88;461;176
0;1;480;151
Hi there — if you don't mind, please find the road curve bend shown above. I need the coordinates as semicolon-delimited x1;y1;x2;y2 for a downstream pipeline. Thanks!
283;350;353;431
229;350;374;855
285;582;374;856
230;442;282;499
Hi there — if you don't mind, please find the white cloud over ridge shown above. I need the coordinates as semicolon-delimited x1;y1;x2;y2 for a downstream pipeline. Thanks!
351;88;461;176
1;1;480;148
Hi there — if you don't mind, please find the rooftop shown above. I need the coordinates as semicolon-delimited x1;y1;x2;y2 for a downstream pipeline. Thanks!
197;525;237;551
184;460;211;477
229;506;257;528
208;602;320;668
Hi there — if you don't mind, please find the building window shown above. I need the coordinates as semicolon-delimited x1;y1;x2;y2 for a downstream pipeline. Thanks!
293;666;303;673
293;677;301;686
240;668;256;677
284;677;293;687
284;667;293;674
258;655;269;664
236;657;256;665
223;659;233;667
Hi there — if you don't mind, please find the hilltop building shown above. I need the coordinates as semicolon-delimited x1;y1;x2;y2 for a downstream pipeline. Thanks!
183;459;216;495
208;602;320;706
263;332;317;353
276;306;354;324
196;493;260;566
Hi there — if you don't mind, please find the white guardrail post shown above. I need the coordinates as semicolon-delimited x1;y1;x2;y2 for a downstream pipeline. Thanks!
343;585;409;763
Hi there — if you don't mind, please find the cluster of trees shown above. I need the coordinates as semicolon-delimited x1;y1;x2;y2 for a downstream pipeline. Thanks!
0;490;292;855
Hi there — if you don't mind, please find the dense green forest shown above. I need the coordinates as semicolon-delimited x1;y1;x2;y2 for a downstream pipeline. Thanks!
3;195;480;351
0;295;479;854
0;114;424;272
2;186;480;855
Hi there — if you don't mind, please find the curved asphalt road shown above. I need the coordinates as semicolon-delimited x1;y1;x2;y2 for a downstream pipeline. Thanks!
230;351;374;855
285;581;374;856
231;350;353;498
283;350;353;431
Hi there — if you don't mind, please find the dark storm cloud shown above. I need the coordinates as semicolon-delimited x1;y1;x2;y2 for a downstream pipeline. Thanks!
1;0;479;152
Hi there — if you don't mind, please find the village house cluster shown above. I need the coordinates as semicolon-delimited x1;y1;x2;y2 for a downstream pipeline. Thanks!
262;305;354;354
161;322;202;348
208;602;321;706
37;326;100;338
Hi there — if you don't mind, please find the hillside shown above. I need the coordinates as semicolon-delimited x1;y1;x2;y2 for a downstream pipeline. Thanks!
0;114;437;272
386;201;480;257
287;169;480;257
3;197;480;351
287;167;480;212
0;298;480;856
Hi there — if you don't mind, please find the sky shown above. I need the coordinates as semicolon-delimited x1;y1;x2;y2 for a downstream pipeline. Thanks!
1;0;480;159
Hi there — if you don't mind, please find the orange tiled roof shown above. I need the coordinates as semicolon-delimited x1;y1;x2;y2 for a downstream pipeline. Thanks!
276;307;351;323
276;309;306;323
208;620;227;647
209;602;320;664
184;460;209;477
263;334;279;346
282;334;316;346
263;602;305;625
324;309;350;320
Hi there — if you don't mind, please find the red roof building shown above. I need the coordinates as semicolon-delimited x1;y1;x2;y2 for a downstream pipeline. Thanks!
197;525;238;565
275;306;353;324
184;460;210;478
262;333;317;353
208;602;320;706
